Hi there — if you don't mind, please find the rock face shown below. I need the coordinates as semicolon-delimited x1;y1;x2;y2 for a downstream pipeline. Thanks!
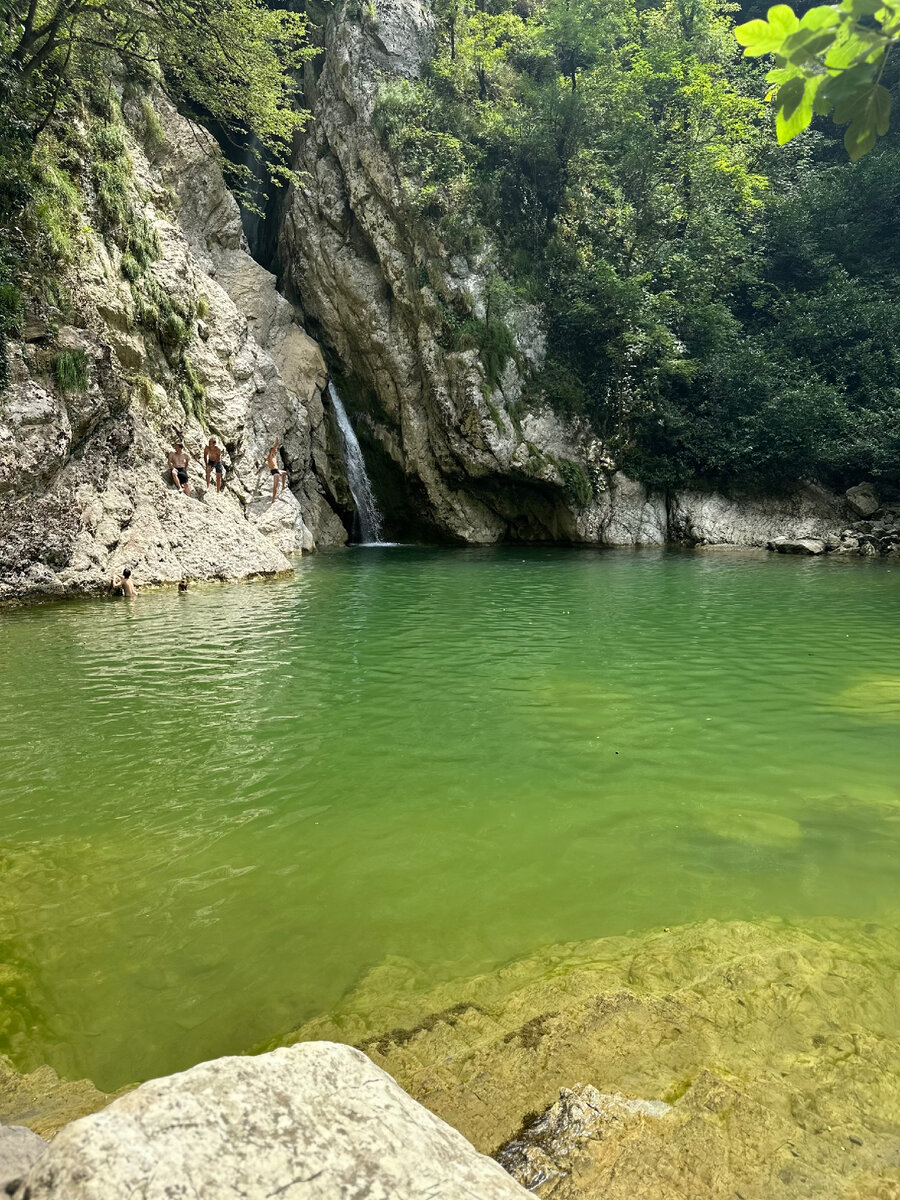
276;0;853;549
0;91;345;602
10;1042;529;1200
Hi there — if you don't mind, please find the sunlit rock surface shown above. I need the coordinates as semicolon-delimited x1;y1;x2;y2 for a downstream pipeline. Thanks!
9;1043;529;1200
0;92;344;602
270;918;900;1199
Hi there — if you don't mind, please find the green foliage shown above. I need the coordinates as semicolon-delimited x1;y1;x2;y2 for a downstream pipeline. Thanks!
27;139;84;264
450;315;517;387
3;0;312;181
139;100;166;153
0;281;22;391
735;1;899;159
180;355;207;421
383;0;900;494
0;0;312;385
50;349;88;393
557;457;594;507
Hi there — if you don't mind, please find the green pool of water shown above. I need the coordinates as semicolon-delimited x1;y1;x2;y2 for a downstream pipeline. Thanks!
1;546;898;1091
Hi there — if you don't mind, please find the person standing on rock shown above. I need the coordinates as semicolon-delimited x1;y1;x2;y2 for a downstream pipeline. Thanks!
204;437;225;493
168;442;191;495
110;568;136;598
266;441;288;503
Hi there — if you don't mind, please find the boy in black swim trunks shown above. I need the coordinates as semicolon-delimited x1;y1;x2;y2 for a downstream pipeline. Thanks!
168;441;190;495
265;440;288;503
203;436;225;493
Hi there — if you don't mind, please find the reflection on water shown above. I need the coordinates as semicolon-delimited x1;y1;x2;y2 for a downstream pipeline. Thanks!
0;546;898;1089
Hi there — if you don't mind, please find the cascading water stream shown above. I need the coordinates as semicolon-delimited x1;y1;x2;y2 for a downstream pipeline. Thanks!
328;381;384;545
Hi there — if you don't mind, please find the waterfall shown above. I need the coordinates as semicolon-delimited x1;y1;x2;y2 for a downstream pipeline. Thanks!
328;382;384;545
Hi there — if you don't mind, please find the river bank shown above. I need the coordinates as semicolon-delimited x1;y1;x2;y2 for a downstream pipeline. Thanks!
2;913;898;1197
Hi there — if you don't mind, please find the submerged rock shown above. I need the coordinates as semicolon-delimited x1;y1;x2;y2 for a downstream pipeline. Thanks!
269;918;900;1199
0;1058;111;1140
496;1085;671;1191
10;1042;529;1199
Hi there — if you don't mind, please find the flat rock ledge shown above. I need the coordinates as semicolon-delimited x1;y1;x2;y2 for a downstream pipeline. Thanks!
6;1041;529;1199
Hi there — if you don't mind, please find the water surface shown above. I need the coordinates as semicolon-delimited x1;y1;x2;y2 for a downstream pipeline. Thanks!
0;547;898;1089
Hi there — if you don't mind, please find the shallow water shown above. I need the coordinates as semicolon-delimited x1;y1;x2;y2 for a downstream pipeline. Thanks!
0;546;898;1090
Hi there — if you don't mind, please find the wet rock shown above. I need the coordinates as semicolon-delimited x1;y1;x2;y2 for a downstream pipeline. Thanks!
11;1043;529;1200
845;482;879;518
0;1126;45;1192
496;1085;670;1191
768;537;826;555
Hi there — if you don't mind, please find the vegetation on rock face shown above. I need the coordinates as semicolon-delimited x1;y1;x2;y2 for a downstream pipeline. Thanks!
377;0;900;494
0;0;311;385
49;347;87;392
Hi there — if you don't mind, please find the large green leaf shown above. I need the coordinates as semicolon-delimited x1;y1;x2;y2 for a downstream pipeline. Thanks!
825;28;882;67
820;61;879;108
798;5;842;29
767;4;802;36
781;27;840;62
833;83;892;158
735;4;800;54
775;76;814;142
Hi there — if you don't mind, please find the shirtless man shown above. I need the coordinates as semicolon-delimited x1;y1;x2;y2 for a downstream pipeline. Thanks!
204;436;225;493
168;441;190;495
266;441;288;503
110;567;136;598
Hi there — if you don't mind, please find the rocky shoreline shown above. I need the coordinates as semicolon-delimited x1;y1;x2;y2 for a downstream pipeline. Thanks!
2;915;897;1198
768;482;900;557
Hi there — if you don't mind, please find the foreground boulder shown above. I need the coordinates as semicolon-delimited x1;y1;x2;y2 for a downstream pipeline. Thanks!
10;1042;529;1199
0;1125;44;1192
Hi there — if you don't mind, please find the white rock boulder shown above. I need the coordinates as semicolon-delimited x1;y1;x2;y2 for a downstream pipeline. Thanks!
12;1042;529;1200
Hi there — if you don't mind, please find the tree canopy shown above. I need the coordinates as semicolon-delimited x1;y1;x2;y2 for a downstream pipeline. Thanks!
377;0;900;494
1;0;310;160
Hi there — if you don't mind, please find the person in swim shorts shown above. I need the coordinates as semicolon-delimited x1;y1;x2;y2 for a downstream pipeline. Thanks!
266;440;288;503
204;436;225;493
168;441;190;495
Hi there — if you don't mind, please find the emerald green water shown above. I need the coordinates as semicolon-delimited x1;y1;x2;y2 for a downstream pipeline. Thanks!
1;547;898;1091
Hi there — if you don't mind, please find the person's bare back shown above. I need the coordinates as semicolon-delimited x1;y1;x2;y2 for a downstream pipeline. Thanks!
111;568;136;598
